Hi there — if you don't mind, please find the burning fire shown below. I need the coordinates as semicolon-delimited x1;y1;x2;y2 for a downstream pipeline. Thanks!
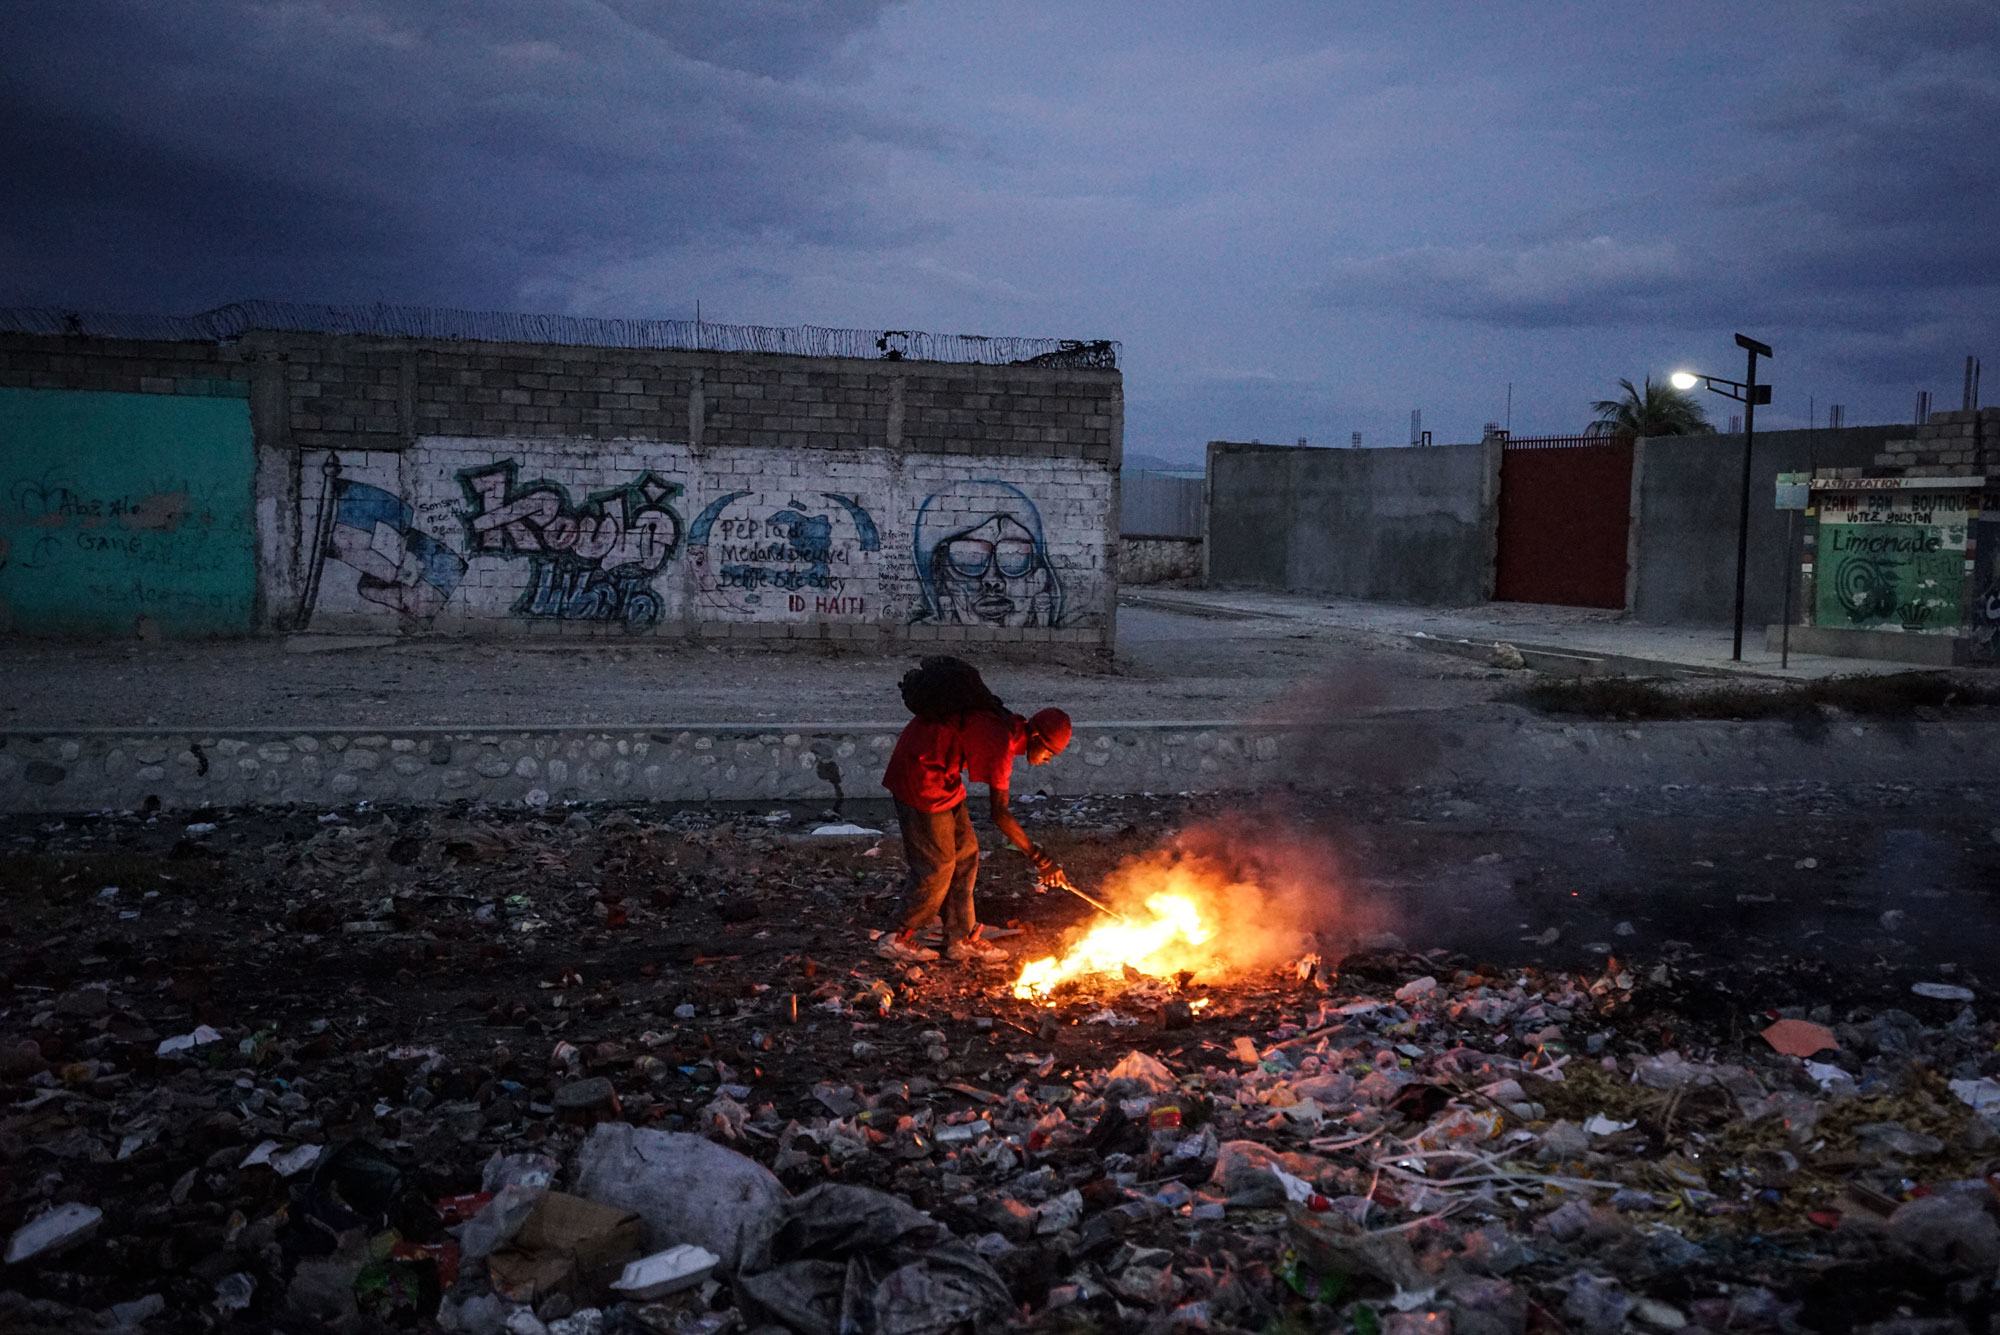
1012;891;1216;1000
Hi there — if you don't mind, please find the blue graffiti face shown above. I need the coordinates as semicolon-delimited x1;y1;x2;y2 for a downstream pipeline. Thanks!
912;481;1064;628
929;513;1058;627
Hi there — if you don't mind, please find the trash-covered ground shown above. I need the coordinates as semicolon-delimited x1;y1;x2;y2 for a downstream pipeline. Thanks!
2;782;1998;1333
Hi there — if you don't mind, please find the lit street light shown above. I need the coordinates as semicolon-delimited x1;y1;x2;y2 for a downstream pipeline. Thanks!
1673;334;1773;661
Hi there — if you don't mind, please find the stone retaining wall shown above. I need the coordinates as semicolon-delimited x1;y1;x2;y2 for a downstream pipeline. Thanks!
1118;536;1201;585
3;715;1993;813
0;723;1292;813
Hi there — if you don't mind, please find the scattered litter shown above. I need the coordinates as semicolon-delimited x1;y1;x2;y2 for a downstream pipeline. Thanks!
155;1025;224;1057
240;1140;324;1177
609;1243;720;1300
1950;1078;2000;1113
808;823;882;837
5;1202;102;1266
1;796;1990;1331
1760;1017;1838;1058
486;1191;643;1304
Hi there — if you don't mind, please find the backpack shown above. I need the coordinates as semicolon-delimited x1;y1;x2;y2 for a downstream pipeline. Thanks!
899;655;1005;722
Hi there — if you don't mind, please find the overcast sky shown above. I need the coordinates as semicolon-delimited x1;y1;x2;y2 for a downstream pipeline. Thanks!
3;1;1994;462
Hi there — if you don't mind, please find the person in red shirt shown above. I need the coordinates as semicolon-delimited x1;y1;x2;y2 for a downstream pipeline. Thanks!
878;670;1072;965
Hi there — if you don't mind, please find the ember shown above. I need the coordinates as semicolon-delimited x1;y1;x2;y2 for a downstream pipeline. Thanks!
1013;891;1213;998
1013;847;1328;1002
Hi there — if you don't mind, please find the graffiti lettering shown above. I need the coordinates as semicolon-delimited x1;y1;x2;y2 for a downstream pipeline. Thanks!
457;461;684;631
688;491;880;618
9;474;233;534
459;463;681;572
1827;528;1944;556
85;578;245;612
717;564;849;592
519;564;664;628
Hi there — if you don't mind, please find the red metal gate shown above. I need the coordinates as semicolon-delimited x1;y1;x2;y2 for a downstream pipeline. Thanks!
1493;435;1634;609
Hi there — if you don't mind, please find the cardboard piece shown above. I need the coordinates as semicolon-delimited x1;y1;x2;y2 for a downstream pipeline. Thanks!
486;1191;643;1303
1760;1018;1838;1059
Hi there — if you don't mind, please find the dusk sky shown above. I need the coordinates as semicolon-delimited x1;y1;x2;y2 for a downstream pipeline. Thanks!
3;1;1994;463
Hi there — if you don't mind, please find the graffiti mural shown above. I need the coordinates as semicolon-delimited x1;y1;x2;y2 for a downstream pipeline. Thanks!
1814;488;1971;633
1;388;257;636
457;461;683;630
1973;576;2000;659
911;480;1065;627
687;491;881;618
1972;516;2000;661
302;457;467;622
291;440;1105;639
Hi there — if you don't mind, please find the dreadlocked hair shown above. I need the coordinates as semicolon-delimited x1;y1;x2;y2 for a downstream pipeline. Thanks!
899;655;1006;722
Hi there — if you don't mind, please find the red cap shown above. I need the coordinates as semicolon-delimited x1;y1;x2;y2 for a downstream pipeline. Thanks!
1028;708;1072;754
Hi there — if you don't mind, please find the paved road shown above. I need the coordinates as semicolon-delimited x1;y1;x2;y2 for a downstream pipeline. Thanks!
1;599;1500;730
1131;588;1909;679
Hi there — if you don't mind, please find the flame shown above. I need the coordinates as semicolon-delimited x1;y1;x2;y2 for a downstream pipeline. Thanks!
1012;891;1216;1000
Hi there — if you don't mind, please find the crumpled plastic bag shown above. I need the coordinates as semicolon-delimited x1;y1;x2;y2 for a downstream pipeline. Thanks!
734;1183;1010;1335
1102;1050;1177;1101
1209;1140;1333;1207
1287;1200;1429;1293
569;1124;787;1271
454;1184;547;1265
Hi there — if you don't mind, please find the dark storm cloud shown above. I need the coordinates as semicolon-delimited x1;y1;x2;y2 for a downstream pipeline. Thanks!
1308;0;1998;391
0;0;916;311
1315;237;1702;331
1;1;1992;449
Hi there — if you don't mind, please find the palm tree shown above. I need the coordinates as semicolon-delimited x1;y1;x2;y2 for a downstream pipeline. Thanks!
1590;377;1715;438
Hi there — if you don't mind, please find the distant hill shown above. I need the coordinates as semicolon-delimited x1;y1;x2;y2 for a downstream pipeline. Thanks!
1123;451;1196;473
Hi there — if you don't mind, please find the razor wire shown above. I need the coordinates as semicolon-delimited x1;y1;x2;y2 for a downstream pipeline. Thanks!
0;300;1118;369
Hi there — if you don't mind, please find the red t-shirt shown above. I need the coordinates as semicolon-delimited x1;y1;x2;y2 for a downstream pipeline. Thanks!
882;711;1026;812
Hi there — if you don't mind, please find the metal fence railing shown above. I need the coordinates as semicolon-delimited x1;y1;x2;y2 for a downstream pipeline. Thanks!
1121;470;1205;538
0;300;1120;369
1499;433;1621;450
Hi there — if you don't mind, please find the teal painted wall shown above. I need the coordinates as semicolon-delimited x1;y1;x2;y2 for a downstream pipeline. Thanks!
0;388;257;636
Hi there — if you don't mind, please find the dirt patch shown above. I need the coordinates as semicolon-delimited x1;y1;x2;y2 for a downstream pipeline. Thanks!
1511;670;2000;724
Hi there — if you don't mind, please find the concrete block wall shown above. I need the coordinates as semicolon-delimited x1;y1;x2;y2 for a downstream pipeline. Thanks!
258;333;1122;465
1204;440;1500;605
1867;408;1999;474
1625;425;1900;626
0;335;251;400
1;325;1122;648
1798;409;1997;659
298;438;1109;642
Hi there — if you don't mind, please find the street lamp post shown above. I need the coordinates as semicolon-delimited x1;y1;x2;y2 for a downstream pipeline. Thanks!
1671;333;1773;661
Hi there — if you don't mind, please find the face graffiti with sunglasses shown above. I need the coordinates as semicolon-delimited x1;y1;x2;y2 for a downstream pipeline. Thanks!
926;513;1060;627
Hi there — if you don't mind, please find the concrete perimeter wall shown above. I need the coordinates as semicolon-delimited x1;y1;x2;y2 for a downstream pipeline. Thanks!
1628;425;1899;626
1205;440;1500;605
0;324;1121;649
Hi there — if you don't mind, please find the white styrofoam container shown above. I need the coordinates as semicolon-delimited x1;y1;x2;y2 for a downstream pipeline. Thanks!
609;1243;721;1301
